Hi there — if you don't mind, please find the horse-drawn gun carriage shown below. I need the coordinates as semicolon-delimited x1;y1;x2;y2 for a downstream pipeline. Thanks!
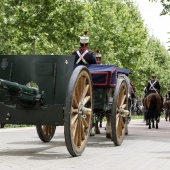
88;65;130;145
0;55;131;156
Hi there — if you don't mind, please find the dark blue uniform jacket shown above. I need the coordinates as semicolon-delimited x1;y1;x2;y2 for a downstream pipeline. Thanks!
72;49;97;65
146;80;160;94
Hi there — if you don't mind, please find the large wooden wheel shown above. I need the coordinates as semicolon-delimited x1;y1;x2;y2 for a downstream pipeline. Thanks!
64;66;93;157
111;78;129;146
36;125;56;142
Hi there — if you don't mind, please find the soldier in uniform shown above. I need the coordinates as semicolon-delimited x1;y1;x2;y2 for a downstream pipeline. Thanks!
145;72;164;111
72;30;97;65
96;49;102;64
146;73;160;94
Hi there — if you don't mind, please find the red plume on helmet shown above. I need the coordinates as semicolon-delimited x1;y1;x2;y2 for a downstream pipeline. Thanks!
96;49;100;53
84;30;88;35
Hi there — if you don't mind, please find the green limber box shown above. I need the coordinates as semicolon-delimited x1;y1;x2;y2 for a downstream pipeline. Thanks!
0;55;75;125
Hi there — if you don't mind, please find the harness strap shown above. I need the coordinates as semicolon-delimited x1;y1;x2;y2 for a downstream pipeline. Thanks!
149;80;158;93
76;50;88;64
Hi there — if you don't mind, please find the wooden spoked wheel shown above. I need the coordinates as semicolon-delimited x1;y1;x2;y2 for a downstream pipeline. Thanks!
36;125;56;142
111;78;129;146
64;66;93;157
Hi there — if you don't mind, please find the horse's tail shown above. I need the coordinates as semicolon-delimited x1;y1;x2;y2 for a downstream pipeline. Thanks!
148;94;157;119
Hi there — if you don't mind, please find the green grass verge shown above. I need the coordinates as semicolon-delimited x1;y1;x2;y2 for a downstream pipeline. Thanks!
131;113;165;120
131;115;144;119
2;124;35;128
1;113;165;128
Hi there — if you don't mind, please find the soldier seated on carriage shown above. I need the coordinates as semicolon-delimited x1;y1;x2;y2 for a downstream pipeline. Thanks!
165;89;170;101
145;72;164;112
72;30;97;65
96;49;102;64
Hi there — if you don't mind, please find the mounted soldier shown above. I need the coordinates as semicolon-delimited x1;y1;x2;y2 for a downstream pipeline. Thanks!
145;72;164;112
72;30;97;65
146;72;160;94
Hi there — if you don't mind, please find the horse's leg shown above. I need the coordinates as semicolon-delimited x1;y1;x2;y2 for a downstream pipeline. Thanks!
94;119;100;134
148;118;151;129
106;116;111;139
146;120;148;126
156;118;158;129
145;110;149;125
99;114;104;128
152;119;155;128
99;118;102;128
90;113;96;136
94;112;100;134
90;126;95;136
90;123;95;136
165;110;167;121
144;106;148;125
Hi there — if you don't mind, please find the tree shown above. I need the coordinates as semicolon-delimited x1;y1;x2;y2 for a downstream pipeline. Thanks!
81;0;148;69
0;0;86;54
0;0;170;97
149;0;170;50
149;0;170;15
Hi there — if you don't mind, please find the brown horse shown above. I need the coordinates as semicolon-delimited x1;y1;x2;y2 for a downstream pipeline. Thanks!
164;100;170;121
144;93;161;129
93;110;105;134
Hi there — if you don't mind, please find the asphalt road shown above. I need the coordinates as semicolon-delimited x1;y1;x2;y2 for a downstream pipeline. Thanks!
0;118;170;170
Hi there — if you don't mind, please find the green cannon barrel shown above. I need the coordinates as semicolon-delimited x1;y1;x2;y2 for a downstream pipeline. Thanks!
0;79;42;106
0;79;39;95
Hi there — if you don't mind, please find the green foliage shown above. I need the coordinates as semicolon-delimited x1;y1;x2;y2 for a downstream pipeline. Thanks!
0;0;85;54
137;35;170;96
0;0;170;98
149;0;170;51
159;0;170;15
149;0;170;15
4;124;35;128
